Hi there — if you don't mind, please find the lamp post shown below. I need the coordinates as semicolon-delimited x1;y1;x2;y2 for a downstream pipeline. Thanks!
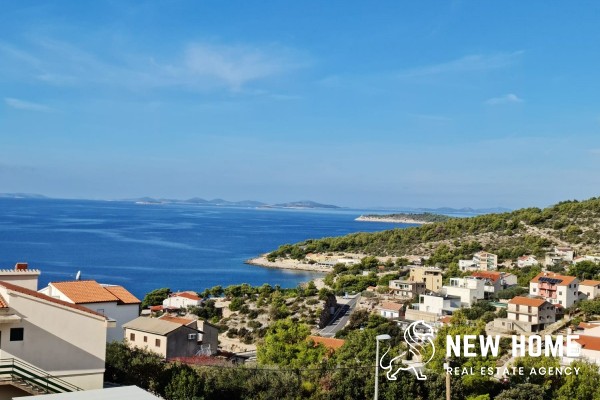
374;334;391;400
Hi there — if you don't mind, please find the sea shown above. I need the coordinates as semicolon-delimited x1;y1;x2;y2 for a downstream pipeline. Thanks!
0;198;412;298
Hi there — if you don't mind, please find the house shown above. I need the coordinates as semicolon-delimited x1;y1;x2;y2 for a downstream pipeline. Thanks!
471;271;517;297
529;272;579;308
517;255;538;268
0;281;110;394
162;291;203;309
563;335;600;366
405;293;461;322
493;296;556;333
459;252;498;272
409;266;443;292
579;280;600;300
388;280;426;299
39;280;141;343
545;246;575;267
378;301;404;319
458;260;478;272
573;255;600;264
123;315;219;358
442;277;485;306
0;262;41;290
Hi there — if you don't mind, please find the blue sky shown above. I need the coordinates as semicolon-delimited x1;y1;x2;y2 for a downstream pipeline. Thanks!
1;1;600;208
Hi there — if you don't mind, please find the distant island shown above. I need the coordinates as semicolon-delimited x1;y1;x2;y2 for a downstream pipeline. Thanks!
127;197;341;209
356;212;453;224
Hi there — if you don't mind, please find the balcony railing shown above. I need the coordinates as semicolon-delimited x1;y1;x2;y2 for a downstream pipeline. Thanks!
0;358;82;394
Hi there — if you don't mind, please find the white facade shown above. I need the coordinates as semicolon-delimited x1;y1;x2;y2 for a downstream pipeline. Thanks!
473;252;498;271
0;282;109;391
0;263;40;291
442;277;485;306
162;292;202;308
517;255;538;268
39;281;141;343
580;280;600;300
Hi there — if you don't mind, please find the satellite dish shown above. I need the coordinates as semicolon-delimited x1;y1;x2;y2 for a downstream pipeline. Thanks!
75;271;81;281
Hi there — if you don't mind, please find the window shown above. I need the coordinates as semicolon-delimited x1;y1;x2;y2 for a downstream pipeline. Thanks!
559;291;562;295
10;328;24;341
130;333;135;341
533;288;537;292
143;336;148;343
155;339;161;347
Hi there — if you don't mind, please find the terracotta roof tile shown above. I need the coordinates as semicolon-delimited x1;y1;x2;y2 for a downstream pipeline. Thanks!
308;335;345;350
531;272;578;286
471;271;502;283
159;316;195;325
0;281;106;318
103;285;141;304
51;280;119;304
578;322;600;330
172;292;201;301
380;301;403;311
580;280;600;287
575;335;600;351
508;296;547;307
0;294;7;308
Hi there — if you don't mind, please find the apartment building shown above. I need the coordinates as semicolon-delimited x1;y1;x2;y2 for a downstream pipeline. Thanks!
529;272;579;308
493;296;556;333
409;266;443;292
388;280;426;299
405;293;461;322
40;280;141;343
471;271;517;297
459;252;498;271
442;277;485;306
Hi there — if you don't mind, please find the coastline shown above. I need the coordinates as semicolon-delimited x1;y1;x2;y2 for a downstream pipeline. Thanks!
245;255;332;273
355;215;428;224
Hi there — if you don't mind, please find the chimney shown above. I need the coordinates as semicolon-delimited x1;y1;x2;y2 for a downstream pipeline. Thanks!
15;262;28;271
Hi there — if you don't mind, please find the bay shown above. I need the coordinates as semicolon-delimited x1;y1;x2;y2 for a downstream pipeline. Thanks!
0;198;411;298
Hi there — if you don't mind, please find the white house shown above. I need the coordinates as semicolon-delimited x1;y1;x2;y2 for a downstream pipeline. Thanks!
517;255;538;268
529;272;579;308
442;277;485;306
40;280;141;343
0;280;110;395
405;293;461;322
459;252;498;271
471;271;517;297
579;280;600;300
378;301;403;319
162;291;203;309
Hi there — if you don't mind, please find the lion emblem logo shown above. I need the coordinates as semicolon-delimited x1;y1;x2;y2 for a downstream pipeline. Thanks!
380;320;435;381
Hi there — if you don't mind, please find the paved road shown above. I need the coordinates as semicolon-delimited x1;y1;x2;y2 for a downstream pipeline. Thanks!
319;295;361;337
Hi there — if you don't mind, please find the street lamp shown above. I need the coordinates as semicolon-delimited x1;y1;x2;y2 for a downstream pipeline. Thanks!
374;334;391;400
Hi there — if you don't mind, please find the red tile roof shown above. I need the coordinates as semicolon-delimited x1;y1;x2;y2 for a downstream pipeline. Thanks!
103;285;141;304
578;322;600;330
575;335;600;352
173;292;201;301
51;280;119;304
439;316;452;324
508;296;547;307
150;305;164;312
531;272;578;286
380;301;403;312
471;271;502;283
308;335;345;350
159;316;195;325
580;280;600;287
0;281;106;318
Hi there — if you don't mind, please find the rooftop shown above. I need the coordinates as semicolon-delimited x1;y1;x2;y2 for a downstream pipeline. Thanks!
159;315;195;325
575;335;600;352
508;296;547;307
379;301;403;311
123;316;191;336
50;280;140;304
171;292;201;301
531;272;578;286
580;280;600;287
471;271;503;283
0;281;106;318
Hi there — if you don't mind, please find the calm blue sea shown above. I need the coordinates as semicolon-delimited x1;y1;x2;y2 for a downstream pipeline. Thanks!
0;198;411;298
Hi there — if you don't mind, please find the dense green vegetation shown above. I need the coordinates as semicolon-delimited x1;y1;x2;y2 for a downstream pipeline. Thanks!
361;212;453;223
267;197;600;261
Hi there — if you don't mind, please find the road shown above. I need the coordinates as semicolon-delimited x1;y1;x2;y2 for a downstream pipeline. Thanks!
319;294;361;337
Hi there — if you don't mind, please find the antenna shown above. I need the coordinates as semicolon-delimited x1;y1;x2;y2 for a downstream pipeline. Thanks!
75;271;81;281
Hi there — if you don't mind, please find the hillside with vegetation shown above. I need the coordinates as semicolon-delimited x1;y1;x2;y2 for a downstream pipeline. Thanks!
268;197;600;264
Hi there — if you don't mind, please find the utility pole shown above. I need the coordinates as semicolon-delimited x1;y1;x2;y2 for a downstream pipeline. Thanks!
374;334;391;400
444;357;451;400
